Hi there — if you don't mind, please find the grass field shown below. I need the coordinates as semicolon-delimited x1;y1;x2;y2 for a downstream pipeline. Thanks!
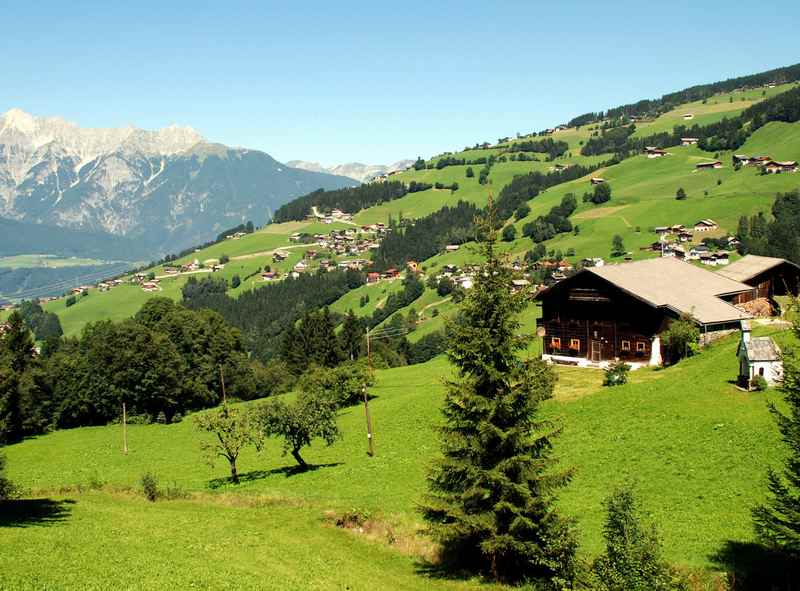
0;491;490;591
4;322;790;582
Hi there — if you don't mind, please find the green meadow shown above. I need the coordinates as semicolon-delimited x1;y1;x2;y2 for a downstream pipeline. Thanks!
3;323;790;588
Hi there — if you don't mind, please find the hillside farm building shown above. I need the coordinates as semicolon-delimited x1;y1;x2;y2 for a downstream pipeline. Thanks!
718;255;800;299
696;160;723;170
536;258;757;368
681;138;699;146
694;219;719;232
645;147;669;158
762;160;798;174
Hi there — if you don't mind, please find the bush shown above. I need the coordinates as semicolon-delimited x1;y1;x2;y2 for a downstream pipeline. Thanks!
501;225;517;242
219;254;230;264
751;374;769;391
65;295;76;308
231;275;241;289
675;187;687;200
661;316;700;364
140;472;159;502
603;360;631;386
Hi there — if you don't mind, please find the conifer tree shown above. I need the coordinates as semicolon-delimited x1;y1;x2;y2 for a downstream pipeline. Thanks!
420;207;577;586
753;343;800;553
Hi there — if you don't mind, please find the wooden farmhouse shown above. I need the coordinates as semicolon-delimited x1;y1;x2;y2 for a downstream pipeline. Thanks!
762;159;798;174
696;160;723;170
645;147;669;158
718;254;800;300
536;258;757;368
681;137;699;146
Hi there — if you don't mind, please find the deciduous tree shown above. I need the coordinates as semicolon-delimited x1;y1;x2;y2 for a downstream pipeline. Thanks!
195;404;262;484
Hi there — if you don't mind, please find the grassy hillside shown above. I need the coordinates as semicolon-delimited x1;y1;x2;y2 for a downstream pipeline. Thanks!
4;324;790;574
35;220;334;336
632;82;798;137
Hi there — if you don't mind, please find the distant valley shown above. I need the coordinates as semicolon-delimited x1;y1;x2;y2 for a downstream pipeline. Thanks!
286;159;413;183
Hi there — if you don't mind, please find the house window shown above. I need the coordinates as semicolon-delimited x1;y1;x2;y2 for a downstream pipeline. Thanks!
569;339;581;351
621;340;631;351
550;337;561;350
759;367;765;377
636;341;647;352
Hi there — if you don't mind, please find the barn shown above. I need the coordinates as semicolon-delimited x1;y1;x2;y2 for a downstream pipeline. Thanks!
535;258;754;368
718;254;800;299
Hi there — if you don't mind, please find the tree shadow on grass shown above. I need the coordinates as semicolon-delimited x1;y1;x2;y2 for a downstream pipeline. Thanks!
414;543;487;584
0;498;75;528
207;462;344;489
711;540;800;591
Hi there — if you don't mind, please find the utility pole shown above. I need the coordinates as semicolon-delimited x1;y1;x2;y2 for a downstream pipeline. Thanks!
219;365;227;404
361;324;409;457
122;401;128;455
364;328;375;456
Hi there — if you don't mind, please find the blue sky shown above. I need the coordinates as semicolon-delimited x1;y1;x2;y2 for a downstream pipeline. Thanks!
2;1;798;165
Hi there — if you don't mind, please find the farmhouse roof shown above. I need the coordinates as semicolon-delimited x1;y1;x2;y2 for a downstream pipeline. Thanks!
742;336;781;362
540;257;753;325
718;255;800;283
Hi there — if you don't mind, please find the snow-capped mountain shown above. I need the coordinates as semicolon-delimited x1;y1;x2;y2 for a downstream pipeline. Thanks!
286;159;413;183
0;109;356;257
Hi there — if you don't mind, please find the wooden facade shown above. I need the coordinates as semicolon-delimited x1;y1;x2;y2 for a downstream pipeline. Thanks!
537;272;669;364
743;263;800;299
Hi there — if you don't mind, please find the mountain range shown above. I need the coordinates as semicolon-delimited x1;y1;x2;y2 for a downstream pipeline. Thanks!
286;159;413;183
0;109;357;258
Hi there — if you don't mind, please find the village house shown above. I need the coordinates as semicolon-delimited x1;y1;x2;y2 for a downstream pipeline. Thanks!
261;271;277;281
645;147;669;158
761;160;799;174
366;272;380;283
733;154;772;167
293;261;308;273
737;320;782;388
590;177;606;185
382;268;400;280
511;278;531;293
694;219;719;232
681;138;699;146
536;257;757;368
696;160;723;170
456;275;474;290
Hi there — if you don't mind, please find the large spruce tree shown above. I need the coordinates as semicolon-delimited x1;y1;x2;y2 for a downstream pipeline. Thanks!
420;210;577;586
753;343;800;553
